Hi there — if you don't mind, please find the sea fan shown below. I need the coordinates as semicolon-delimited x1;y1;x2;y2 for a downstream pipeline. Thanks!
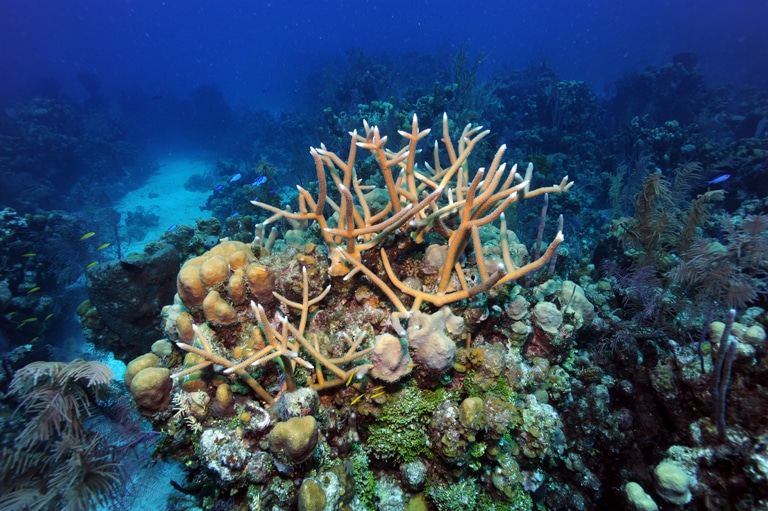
0;485;51;511
604;261;669;324
679;189;724;251
670;162;705;205
50;435;124;511
0;360;122;511
668;220;767;310
0;434;123;511
741;214;768;237
8;359;114;449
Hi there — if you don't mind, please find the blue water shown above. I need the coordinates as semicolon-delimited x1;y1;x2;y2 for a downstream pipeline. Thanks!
2;0;766;109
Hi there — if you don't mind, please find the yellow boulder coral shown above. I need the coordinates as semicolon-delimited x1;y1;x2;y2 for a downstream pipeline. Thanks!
176;241;260;309
269;416;319;463
125;353;160;388
175;311;195;344
227;270;246;304
203;290;238;325
245;263;275;304
180;352;208;392
130;367;172;414
211;383;235;417
177;263;207;307
199;256;229;287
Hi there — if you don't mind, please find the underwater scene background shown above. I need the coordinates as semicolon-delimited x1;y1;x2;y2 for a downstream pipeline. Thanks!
1;1;767;510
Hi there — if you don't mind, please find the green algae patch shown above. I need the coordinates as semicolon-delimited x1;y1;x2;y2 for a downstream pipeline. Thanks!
366;383;447;463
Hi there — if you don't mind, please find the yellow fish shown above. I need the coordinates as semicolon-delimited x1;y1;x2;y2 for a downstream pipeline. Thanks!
17;317;38;328
44;313;54;321
96;242;110;251
85;261;99;269
21;253;36;258
79;232;96;241
29;337;40;343
27;287;40;294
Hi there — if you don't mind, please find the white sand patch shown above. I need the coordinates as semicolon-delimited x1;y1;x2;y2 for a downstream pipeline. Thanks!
115;155;214;254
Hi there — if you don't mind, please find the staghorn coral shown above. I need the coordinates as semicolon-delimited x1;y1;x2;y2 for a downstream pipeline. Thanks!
252;113;573;313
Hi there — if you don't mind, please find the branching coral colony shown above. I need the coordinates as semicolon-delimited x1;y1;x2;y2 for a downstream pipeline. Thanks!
253;113;572;313
160;113;573;409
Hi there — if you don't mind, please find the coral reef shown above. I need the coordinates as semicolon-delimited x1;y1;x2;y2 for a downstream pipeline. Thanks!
119;114;595;510
65;84;767;510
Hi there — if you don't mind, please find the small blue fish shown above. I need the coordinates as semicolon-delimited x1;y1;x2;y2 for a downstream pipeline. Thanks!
167;224;178;232
707;174;730;185
229;173;242;184
251;176;267;187
214;184;224;192
229;212;239;218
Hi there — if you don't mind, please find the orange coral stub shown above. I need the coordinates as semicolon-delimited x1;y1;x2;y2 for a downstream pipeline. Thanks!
203;290;238;325
245;263;275;303
177;264;207;307
228;270;247;304
199;256;229;287
176;311;195;344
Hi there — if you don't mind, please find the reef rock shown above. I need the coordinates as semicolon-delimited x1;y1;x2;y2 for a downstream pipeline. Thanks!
559;280;594;328
86;244;180;360
624;481;659;511
199;428;274;484
532;301;563;335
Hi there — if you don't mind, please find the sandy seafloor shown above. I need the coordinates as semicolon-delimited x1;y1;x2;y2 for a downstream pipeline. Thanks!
115;154;214;255
100;155;216;509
